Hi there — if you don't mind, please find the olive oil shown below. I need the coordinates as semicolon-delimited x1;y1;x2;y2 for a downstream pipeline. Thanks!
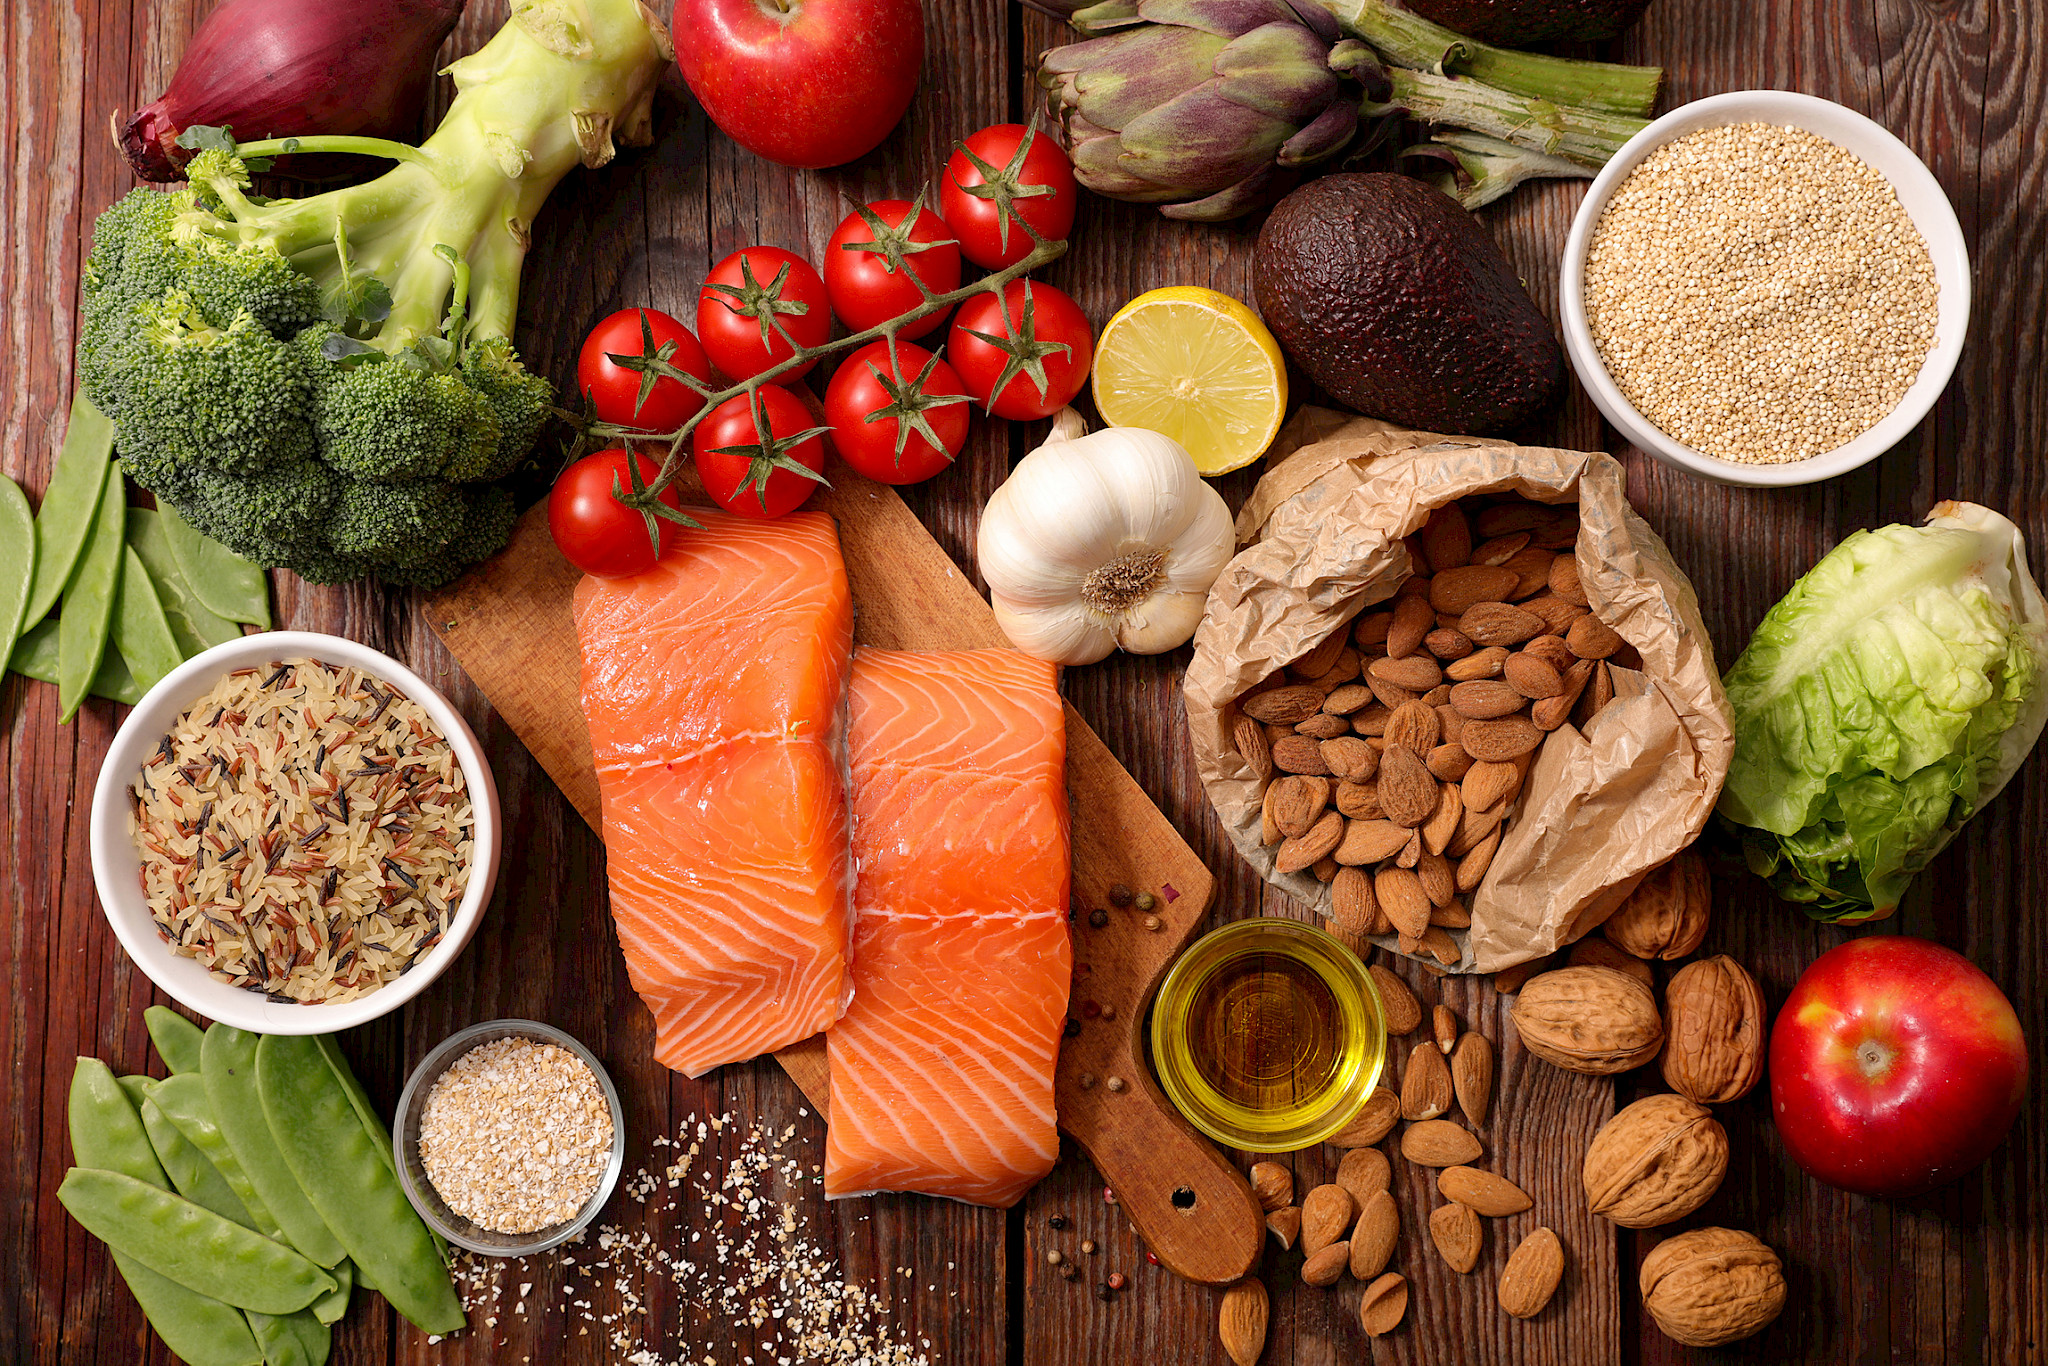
1150;919;1387;1152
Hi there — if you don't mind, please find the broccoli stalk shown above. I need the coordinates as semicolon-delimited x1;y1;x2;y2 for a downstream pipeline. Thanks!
77;0;673;587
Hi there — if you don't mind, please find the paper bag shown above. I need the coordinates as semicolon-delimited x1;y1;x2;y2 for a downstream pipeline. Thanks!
1186;409;1734;973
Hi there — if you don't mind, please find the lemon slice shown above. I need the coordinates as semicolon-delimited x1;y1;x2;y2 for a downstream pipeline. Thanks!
1091;285;1288;476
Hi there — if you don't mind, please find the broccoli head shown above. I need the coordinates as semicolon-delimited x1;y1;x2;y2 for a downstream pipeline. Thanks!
72;0;673;588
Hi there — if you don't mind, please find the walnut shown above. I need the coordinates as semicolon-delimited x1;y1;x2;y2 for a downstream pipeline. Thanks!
1640;1227;1787;1347
1602;850;1710;959
1582;1093;1728;1228
1508;966;1663;1074
1661;956;1765;1104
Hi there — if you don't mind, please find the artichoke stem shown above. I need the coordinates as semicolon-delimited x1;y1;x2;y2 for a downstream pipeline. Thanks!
1316;0;1664;119
1373;68;1648;170
1403;130;1593;210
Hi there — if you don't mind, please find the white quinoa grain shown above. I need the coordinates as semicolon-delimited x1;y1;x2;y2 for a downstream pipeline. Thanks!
1583;122;1939;464
418;1036;614;1233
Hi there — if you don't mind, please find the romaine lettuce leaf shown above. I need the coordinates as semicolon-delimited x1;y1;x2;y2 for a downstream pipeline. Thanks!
1720;501;2048;920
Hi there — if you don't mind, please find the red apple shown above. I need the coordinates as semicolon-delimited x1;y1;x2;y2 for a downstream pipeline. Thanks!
673;0;923;169
1771;936;2027;1197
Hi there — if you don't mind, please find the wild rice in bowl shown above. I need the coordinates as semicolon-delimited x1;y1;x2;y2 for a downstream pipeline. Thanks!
128;657;472;1005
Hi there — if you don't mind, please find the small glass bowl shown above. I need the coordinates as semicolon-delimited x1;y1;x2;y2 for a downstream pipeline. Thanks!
394;1019;626;1257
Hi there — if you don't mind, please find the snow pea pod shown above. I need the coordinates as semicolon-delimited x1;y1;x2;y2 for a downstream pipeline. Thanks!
8;617;142;703
24;390;114;629
140;1091;256;1228
113;545;186;690
310;1259;352;1325
56;467;126;722
162;500;272;628
128;507;242;656
0;474;34;670
149;1073;283;1241
67;1059;263;1366
245;1309;331;1366
146;1005;206;1076
56;1168;337;1314
202;1026;346;1269
256;1034;464;1335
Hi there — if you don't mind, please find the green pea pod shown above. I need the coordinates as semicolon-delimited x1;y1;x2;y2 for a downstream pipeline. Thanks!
202;1026;346;1269
67;1061;264;1366
139;1092;256;1228
56;467;126;722
57;1168;336;1315
145;1005;207;1076
310;1037;449;1259
161;500;272;629
245;1309;332;1366
8;617;142;703
117;1072;154;1106
256;1035;464;1335
24;390;114;629
128;507;243;657
0;474;34;670
310;1259;352;1325
149;1073;283;1241
113;546;186;690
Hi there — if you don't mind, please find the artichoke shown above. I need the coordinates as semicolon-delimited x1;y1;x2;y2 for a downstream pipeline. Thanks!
1036;0;1391;221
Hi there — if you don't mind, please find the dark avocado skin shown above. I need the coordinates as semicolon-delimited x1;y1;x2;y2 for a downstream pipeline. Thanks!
1401;0;1652;47
1252;173;1562;436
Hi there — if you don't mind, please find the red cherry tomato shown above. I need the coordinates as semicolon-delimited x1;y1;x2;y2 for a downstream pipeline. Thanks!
575;308;713;433
549;448;689;577
824;341;971;485
696;246;832;384
940;124;1078;270
947;280;1093;421
823;200;962;339
693;386;830;518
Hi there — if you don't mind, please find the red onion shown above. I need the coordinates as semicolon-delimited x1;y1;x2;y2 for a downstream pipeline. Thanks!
120;0;463;182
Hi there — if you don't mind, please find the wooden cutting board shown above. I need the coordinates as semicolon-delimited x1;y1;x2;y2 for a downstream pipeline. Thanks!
420;469;1263;1286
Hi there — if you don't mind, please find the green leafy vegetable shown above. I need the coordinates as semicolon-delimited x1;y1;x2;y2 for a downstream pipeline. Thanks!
161;500;270;627
1720;501;2048;920
25;391;115;628
0;474;34;668
56;469;128;721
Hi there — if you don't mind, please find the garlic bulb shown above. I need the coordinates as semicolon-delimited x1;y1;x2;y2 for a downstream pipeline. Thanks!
978;408;1235;665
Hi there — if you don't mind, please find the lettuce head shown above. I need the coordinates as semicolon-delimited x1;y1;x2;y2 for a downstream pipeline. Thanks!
1719;501;2048;921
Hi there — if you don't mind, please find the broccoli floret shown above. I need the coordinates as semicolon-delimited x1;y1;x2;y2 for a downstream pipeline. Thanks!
71;0;672;588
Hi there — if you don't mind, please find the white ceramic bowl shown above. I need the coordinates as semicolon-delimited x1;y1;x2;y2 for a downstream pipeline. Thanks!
1559;89;1971;488
89;631;501;1034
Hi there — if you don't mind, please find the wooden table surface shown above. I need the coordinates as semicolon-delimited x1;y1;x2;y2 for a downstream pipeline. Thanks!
6;2;2044;1364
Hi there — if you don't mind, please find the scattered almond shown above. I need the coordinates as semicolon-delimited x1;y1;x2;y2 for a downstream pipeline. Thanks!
1461;758;1525;814
1426;742;1474;782
1438;1167;1527;1221
1499;1227;1565;1319
1294;712;1350;740
1454;826;1503;893
1430;1201;1483;1274
1548;555;1588;605
1275;810;1344;874
1416;851;1456;908
1445;645;1508;681
1369;654;1444;694
1381;699;1442;756
1242;684;1323;726
1417;924;1462;967
1418;504;1472;573
1369;966;1422;1035
1328;866;1387;937
1334;780;1382;820
1269;774;1328;840
1386;595;1436;659
1336;818;1409;867
1377;746;1438;828
1375;867;1432;939
1249;1160;1292;1213
1504;651;1565;699
1218;1277;1268;1366
1265;1205;1301;1250
1321;735;1378;783
1431;1004;1458;1055
1322;681;1375;715
1460;601;1545;647
1420;782;1464;855
1431;565;1520;614
1270;733;1332;776
1448;679;1526;720
1566;613;1622;659
1302;1243;1350;1287
1402;1119;1484;1167
1460;715;1543;762
1401;1041;1453;1121
1349;1189;1398;1281
1233;715;1274;781
1335;1146;1391;1207
1293;632;1349;680
1300;1184;1356;1257
1328;1087;1401;1147
1424;626;1475;660
1358;1272;1409;1337
1353;610;1393;650
1451;1031;1494;1127
1428;897;1471;929
1471;531;1531;566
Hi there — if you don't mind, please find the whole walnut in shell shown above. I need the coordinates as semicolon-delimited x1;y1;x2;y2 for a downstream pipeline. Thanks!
1583;1093;1728;1227
1509;966;1663;1073
1640;1227;1787;1347
1662;955;1766;1104
1602;850;1710;959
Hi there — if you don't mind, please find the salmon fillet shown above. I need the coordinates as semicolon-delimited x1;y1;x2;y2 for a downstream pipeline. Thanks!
573;509;854;1077
825;648;1071;1207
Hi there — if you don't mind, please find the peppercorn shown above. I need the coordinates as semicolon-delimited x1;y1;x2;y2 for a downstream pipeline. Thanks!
1108;883;1135;907
1107;1272;1127;1290
1081;1240;1097;1255
1063;1018;1081;1038
1078;1072;1097;1090
1080;999;1101;1019
1143;915;1162;932
1060;1263;1078;1282
1049;1215;1069;1230
1105;1076;1127;1094
1087;908;1109;928
1095;1283;1115;1302
1100;1003;1117;1020
1047;1250;1063;1266
1134;892;1158;912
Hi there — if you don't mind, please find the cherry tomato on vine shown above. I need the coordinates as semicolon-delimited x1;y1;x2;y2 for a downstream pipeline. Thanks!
576;308;713;433
940;124;1078;270
549;447;694;577
693;386;831;518
948;279;1093;421
824;340;971;485
697;246;832;383
823;199;962;339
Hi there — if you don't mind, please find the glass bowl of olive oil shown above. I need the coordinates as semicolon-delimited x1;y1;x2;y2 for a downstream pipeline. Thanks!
1150;918;1387;1153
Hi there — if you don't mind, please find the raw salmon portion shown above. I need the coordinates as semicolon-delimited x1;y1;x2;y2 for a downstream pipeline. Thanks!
574;509;854;1077
825;648;1071;1207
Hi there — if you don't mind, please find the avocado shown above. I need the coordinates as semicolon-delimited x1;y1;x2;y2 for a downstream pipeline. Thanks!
1252;173;1561;435
1401;0;1653;48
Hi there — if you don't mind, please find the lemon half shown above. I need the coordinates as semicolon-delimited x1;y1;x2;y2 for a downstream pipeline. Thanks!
1091;285;1288;476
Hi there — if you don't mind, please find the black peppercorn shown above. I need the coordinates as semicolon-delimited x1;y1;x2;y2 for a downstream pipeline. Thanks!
1064;1018;1082;1038
1049;1215;1069;1230
1107;883;1136;907
1095;1283;1115;1302
1087;908;1109;928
